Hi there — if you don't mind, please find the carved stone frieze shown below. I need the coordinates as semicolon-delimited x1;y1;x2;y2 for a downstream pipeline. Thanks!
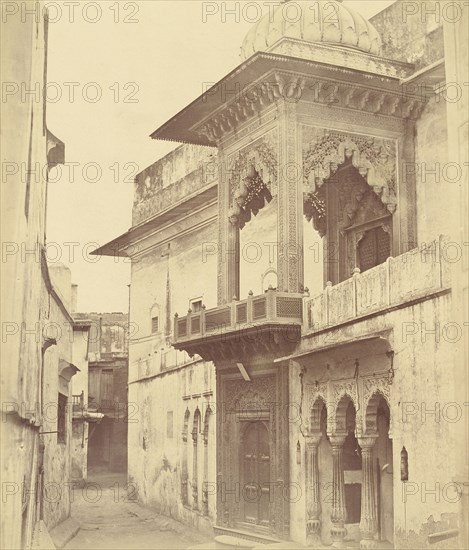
223;376;276;413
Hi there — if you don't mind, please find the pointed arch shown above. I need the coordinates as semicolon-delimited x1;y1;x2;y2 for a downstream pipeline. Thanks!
364;391;391;436
334;394;356;434
303;132;397;213
310;396;327;434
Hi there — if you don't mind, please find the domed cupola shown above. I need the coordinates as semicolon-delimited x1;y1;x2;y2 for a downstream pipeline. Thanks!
241;0;382;60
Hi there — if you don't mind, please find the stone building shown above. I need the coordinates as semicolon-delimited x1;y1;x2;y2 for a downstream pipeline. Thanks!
0;4;90;547
86;312;129;473
96;1;468;548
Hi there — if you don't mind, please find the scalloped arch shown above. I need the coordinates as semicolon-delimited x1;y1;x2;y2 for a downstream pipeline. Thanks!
309;137;397;214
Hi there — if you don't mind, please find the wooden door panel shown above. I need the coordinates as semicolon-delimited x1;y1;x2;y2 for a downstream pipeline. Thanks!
242;422;270;526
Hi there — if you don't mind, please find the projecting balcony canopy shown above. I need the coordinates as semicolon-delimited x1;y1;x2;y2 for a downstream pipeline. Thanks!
172;289;304;362
150;51;417;147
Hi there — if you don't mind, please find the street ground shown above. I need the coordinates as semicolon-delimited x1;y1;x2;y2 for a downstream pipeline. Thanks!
64;471;210;550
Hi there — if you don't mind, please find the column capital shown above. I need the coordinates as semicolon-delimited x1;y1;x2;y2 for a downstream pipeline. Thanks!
358;435;378;449
305;432;323;447
329;433;347;447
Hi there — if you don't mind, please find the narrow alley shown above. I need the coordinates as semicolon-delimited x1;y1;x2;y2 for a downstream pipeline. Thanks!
64;473;210;550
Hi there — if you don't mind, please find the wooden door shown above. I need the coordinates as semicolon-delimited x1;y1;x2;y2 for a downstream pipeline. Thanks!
242;422;270;527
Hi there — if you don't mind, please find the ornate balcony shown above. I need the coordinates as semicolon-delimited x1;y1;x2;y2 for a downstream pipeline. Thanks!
306;236;451;333
172;289;304;361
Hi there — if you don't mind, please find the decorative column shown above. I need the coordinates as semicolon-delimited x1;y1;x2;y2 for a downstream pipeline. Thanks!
330;434;347;547
202;418;210;516
277;95;304;294
217;146;240;304
358;436;378;548
192;426;199;510
305;433;322;545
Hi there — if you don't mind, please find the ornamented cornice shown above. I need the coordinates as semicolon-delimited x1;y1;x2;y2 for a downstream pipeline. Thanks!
197;74;305;143
194;70;425;145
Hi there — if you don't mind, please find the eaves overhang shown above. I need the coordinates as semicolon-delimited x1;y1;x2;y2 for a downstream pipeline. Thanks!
150;50;416;146
92;181;218;258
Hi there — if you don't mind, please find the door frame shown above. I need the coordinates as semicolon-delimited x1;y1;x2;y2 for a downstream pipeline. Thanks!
238;417;271;530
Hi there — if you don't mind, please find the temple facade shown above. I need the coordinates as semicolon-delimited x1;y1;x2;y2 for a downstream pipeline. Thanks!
97;1;468;548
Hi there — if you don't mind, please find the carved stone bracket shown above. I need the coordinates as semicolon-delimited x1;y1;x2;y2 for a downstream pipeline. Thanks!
228;165;273;229
226;133;279;229
197;74;305;143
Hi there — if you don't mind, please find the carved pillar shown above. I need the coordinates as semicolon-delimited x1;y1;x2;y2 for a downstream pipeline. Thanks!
218;146;240;304
305;433;322;545
330;434;347;547
192;427;198;510
202;426;209;516
358;436;378;548
397;121;417;253
277;99;304;293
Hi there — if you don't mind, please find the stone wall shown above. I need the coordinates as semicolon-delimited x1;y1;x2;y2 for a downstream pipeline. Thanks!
415;96;451;244
128;359;216;533
288;286;458;548
41;282;76;532
133;145;217;226
371;0;444;68
87;312;129;360
0;3;65;547
128;219;218;381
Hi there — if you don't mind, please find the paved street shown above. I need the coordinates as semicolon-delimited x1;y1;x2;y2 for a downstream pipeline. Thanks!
65;473;210;550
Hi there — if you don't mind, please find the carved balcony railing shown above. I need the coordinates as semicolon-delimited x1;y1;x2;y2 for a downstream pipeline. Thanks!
306;236;451;333
172;289;304;361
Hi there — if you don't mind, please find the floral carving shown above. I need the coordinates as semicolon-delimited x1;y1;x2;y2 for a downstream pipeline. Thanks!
227;137;278;229
302;128;397;216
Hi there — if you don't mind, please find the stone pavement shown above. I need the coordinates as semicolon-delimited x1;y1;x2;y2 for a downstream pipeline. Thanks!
64;472;210;550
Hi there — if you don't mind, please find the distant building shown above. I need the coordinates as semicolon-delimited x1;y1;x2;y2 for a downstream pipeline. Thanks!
96;1;467;548
86;313;129;473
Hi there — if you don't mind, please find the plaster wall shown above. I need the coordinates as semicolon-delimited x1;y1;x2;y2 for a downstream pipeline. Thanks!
127;360;216;533
371;0;444;69
288;291;458;548
415;96;452;245
129;220;217;382
40;290;75;532
0;5;55;547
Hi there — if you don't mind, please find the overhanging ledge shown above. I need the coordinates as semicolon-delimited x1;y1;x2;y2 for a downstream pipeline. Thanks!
273;332;393;364
173;324;302;363
150;51;416;146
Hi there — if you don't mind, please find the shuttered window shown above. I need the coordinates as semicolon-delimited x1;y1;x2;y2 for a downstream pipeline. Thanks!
358;226;390;272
